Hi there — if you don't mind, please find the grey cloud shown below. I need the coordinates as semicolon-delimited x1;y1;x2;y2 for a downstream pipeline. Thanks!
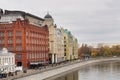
0;0;120;46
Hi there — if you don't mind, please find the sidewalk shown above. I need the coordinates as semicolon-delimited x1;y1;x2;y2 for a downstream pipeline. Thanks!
0;59;89;80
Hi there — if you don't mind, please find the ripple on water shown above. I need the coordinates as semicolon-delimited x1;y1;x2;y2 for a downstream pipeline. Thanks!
49;60;120;80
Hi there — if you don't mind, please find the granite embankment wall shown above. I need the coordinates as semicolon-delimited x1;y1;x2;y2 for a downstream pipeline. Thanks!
13;57;120;80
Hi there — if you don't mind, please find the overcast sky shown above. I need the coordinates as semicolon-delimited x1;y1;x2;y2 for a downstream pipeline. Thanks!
0;0;120;46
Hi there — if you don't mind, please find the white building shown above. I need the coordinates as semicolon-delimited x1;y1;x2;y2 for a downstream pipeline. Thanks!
56;28;65;63
0;48;16;74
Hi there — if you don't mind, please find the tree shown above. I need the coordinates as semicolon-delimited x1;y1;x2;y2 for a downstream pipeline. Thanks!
103;46;112;56
98;47;105;56
78;44;91;58
111;45;120;56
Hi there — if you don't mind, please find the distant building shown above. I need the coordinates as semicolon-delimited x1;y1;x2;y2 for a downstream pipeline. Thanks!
64;29;69;60
0;10;49;68
72;37;78;59
64;29;78;60
0;48;15;74
64;29;73;60
97;43;120;48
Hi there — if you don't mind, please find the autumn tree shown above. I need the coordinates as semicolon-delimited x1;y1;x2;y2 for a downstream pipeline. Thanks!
78;44;91;58
91;48;99;57
98;47;105;56
103;46;112;56
111;45;120;56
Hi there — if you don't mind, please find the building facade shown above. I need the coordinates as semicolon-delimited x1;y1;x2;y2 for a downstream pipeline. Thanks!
72;37;78;59
64;30;69;60
64;29;78;60
0;48;15;74
64;29;72;60
43;13;57;63
43;13;66;63
0;9;78;66
0;10;49;68
0;9;44;26
55;28;65;63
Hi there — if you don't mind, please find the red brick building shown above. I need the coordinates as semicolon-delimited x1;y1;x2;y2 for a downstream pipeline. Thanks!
0;17;49;68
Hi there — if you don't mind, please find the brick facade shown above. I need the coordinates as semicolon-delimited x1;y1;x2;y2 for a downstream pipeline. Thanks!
0;19;49;68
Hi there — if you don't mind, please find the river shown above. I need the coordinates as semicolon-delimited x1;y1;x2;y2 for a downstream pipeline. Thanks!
47;60;120;80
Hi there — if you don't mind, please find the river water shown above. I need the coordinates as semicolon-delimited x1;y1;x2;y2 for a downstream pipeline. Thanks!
48;60;120;80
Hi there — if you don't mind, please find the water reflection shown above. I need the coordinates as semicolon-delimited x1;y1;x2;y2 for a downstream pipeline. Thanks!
49;60;120;80
53;71;78;80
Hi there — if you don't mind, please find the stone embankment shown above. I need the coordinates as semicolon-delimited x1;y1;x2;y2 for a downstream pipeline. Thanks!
2;57;120;80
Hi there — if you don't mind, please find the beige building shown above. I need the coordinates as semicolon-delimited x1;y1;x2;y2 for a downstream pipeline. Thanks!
43;13;78;63
43;13;57;63
72;37;78;59
56;28;65;63
0;48;16;74
43;13;65;63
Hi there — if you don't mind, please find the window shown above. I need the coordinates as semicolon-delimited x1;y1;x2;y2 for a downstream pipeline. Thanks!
31;53;34;58
8;31;13;36
29;53;31;59
16;31;22;36
9;58;11;64
26;38;28;43
0;32;4;37
26;31;28;36
16;38;22;43
16;45;22;51
27;53;29;59
8;38;13;44
8;46;13;51
0;39;4;44
16;54;22;60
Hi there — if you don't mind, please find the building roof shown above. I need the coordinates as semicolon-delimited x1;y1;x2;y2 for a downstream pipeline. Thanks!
64;29;71;35
2;9;44;21
44;12;52;18
0;48;14;56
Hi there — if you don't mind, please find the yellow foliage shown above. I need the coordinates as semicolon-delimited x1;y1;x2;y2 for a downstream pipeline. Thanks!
91;52;97;57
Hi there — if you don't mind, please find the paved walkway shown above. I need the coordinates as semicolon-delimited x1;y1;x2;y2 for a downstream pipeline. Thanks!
0;59;83;80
